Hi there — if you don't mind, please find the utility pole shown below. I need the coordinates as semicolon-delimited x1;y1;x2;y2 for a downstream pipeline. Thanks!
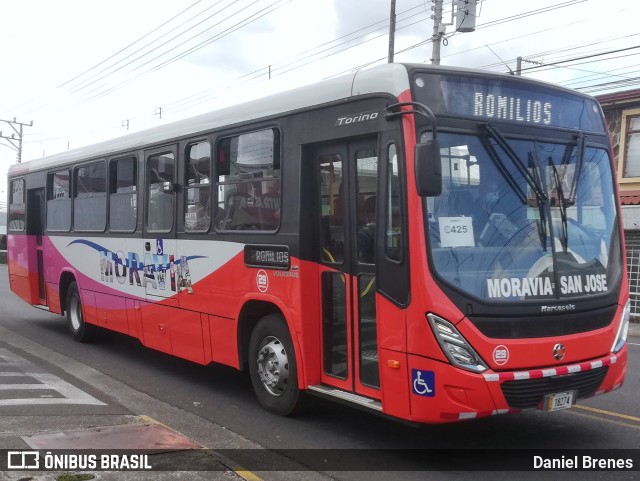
0;117;33;163
388;0;397;63
431;0;444;65
432;0;478;65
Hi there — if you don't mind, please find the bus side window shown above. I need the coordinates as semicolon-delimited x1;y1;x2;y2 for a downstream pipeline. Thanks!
319;154;344;264
109;156;137;232
356;149;378;264
215;129;281;231
8;178;25;231
46;170;72;232
185;141;211;233
385;144;403;261
74;161;107;232
146;153;175;232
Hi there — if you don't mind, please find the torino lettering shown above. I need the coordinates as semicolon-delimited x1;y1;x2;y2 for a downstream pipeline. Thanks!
474;92;552;125
100;250;192;292
336;111;379;126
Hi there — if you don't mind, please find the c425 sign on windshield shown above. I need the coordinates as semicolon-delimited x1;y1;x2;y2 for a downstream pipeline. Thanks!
439;217;475;248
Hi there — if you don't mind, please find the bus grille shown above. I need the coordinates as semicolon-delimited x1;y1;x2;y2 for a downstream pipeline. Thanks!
500;367;608;409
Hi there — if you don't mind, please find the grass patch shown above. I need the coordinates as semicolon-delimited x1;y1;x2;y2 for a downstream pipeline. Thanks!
56;474;95;481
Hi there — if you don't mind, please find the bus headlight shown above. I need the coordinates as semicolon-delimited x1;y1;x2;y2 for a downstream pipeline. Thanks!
611;299;630;353
427;313;488;373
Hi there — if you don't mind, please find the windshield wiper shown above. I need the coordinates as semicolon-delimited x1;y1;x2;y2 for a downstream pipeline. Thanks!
484;124;548;204
568;133;585;206
482;128;527;205
483;124;550;251
548;158;569;253
528;153;548;250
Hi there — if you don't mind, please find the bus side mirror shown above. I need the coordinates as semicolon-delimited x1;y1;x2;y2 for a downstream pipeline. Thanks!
415;140;442;197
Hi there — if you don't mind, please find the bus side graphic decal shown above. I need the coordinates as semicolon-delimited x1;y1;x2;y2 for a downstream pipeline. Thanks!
68;239;206;294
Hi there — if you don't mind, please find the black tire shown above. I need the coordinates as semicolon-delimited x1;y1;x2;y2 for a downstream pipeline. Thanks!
66;281;94;342
249;314;303;416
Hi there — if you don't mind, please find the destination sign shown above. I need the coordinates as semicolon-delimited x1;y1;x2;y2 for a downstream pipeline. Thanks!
412;72;606;132
244;245;290;270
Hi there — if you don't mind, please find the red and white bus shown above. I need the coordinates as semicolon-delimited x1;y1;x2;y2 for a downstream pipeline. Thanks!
7;63;629;423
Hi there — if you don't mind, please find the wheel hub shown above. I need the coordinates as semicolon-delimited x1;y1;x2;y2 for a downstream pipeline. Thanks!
69;296;82;331
257;337;289;396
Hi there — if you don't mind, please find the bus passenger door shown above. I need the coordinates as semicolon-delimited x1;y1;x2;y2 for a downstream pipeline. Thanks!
27;188;46;305
315;138;380;398
143;146;178;301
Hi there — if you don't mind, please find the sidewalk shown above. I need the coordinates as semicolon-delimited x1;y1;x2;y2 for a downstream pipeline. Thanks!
0;324;329;481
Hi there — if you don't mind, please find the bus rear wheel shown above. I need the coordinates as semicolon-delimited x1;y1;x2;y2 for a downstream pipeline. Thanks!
66;281;94;342
249;314;302;416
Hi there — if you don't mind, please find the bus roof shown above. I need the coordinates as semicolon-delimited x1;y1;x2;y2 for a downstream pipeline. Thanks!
9;62;594;176
10;63;414;175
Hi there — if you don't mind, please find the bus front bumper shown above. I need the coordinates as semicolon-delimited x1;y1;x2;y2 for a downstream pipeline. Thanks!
403;346;627;423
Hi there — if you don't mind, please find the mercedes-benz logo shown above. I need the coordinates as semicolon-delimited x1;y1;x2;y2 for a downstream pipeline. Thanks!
553;343;566;361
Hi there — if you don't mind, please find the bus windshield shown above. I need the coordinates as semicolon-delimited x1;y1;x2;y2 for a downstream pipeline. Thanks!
425;130;622;303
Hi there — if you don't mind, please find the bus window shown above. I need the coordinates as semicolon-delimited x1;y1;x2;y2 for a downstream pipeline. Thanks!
215;129;280;231
74;161;107;232
356;149;377;264
385;144;403;261
9;178;25;231
109;156;137;232
185;141;211;233
46;170;71;232
319;154;344;264
146;152;175;233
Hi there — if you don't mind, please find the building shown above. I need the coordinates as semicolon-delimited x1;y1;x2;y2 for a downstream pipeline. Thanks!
597;88;640;317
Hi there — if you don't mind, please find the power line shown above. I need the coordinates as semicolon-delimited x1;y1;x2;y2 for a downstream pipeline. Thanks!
59;0;206;89
16;0;638;154
69;0;239;95
165;4;430;114
0;118;33;163
83;0;290;103
517;45;640;73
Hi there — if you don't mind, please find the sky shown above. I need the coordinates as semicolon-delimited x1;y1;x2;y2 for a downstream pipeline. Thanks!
1;0;638;210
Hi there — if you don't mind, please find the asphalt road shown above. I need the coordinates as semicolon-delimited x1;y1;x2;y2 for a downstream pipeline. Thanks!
0;264;639;481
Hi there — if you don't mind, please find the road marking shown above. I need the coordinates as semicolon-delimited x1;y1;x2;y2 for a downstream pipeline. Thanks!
140;415;264;481
0;349;105;406
567;410;640;430
574;404;640;423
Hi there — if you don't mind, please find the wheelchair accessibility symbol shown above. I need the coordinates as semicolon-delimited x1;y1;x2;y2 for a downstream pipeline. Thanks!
411;369;435;397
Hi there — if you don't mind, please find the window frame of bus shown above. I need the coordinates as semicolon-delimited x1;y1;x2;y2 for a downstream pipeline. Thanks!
73;159;107;233
184;139;212;234
384;142;405;263
46;169;72;232
146;150;176;234
215;127;281;233
8;177;26;232
109;155;138;233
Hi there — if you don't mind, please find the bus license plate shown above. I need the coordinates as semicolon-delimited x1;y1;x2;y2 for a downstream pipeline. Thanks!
543;391;575;412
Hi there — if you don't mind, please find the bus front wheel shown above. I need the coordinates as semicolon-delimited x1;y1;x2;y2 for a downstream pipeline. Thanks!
249;314;302;416
66;282;94;342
